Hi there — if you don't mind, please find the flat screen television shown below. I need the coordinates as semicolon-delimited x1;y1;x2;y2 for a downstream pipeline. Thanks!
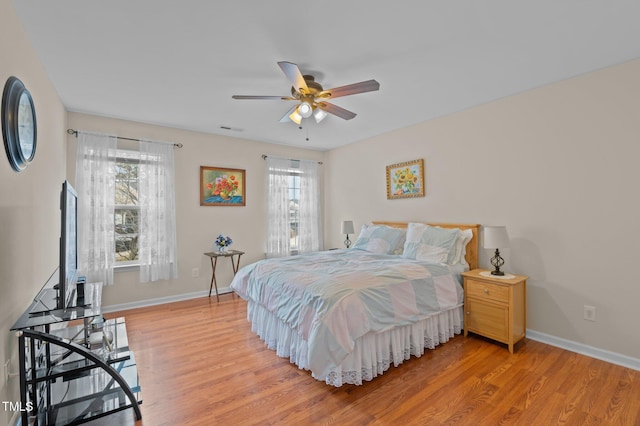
58;180;79;310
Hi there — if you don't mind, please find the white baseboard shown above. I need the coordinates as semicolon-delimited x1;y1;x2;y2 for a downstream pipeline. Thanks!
527;329;640;371
102;287;234;313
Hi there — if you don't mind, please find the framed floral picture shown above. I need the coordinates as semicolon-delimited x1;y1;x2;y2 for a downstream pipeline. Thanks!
200;166;246;206
386;159;425;199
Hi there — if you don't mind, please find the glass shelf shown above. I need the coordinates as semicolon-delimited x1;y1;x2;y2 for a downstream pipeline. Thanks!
30;318;133;384
52;354;140;425
31;354;141;425
11;282;103;331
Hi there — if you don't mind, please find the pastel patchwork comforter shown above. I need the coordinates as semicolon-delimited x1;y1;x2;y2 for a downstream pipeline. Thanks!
230;249;464;379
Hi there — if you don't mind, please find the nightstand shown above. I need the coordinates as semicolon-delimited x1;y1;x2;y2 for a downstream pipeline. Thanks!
461;269;527;353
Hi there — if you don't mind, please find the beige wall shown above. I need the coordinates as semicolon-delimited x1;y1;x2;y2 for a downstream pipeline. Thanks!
0;0;68;423
325;58;640;361
67;112;325;308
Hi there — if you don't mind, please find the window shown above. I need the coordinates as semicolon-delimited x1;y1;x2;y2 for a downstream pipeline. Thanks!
76;132;178;284
266;157;323;257
114;150;139;265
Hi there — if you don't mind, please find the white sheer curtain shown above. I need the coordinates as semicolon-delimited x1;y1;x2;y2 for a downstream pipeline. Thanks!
298;160;323;253
266;156;323;257
138;140;178;282
75;132;117;285
266;157;291;258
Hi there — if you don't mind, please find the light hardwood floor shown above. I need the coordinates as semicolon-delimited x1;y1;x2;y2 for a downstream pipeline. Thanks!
96;294;640;426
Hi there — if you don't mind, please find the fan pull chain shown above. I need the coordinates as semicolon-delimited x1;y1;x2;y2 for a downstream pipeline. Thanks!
299;125;310;142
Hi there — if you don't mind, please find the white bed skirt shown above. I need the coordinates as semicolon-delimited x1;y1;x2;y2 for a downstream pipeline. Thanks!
246;301;464;387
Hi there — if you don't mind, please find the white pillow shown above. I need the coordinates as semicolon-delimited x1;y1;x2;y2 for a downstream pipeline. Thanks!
414;244;451;263
449;228;473;266
402;223;459;264
352;224;406;255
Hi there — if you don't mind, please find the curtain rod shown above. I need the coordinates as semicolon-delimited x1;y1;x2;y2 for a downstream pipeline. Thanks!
261;154;322;165
67;129;183;148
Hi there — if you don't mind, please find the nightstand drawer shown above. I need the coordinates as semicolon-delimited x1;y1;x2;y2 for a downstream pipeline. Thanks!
465;279;509;303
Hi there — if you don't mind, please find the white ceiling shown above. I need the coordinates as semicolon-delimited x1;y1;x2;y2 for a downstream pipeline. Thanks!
12;1;640;151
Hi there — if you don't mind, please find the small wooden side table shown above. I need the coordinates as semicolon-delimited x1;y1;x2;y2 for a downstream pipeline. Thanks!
461;269;527;353
204;250;245;302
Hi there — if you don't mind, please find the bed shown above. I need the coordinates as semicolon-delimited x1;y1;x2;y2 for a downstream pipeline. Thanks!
230;221;479;386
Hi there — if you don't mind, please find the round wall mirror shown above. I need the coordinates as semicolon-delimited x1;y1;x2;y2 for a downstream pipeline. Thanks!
2;76;37;172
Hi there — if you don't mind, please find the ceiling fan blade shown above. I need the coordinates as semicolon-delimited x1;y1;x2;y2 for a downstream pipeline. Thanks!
279;105;299;123
317;102;357;120
319;79;380;99
278;61;309;94
232;95;295;100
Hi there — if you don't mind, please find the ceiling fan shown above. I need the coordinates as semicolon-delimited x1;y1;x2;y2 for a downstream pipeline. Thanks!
232;61;380;125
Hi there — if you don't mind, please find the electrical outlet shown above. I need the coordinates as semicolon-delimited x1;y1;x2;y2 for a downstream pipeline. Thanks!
584;305;596;321
192;267;199;278
4;359;10;382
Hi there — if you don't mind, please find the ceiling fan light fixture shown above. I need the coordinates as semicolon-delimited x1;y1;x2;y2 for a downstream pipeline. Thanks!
298;101;313;118
233;61;380;125
313;108;328;123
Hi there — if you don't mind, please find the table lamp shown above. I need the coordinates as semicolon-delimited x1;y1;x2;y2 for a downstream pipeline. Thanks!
483;226;510;276
341;220;355;248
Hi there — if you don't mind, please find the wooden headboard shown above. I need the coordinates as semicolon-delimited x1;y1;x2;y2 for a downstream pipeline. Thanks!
372;221;480;271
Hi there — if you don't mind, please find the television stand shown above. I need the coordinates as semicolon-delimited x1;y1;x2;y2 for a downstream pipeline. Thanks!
11;273;142;425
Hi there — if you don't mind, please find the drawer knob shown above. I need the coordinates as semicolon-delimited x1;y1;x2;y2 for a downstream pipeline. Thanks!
466;311;470;315
483;288;489;294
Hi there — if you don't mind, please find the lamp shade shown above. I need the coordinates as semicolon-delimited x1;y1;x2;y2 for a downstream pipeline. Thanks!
313;108;328;123
341;220;355;234
298;101;313;118
483;226;510;249
288;109;302;125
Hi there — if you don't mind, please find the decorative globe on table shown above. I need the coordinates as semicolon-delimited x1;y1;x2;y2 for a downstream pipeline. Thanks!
215;234;233;252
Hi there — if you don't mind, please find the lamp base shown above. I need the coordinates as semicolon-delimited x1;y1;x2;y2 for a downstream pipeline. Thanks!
344;235;351;248
489;248;505;276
